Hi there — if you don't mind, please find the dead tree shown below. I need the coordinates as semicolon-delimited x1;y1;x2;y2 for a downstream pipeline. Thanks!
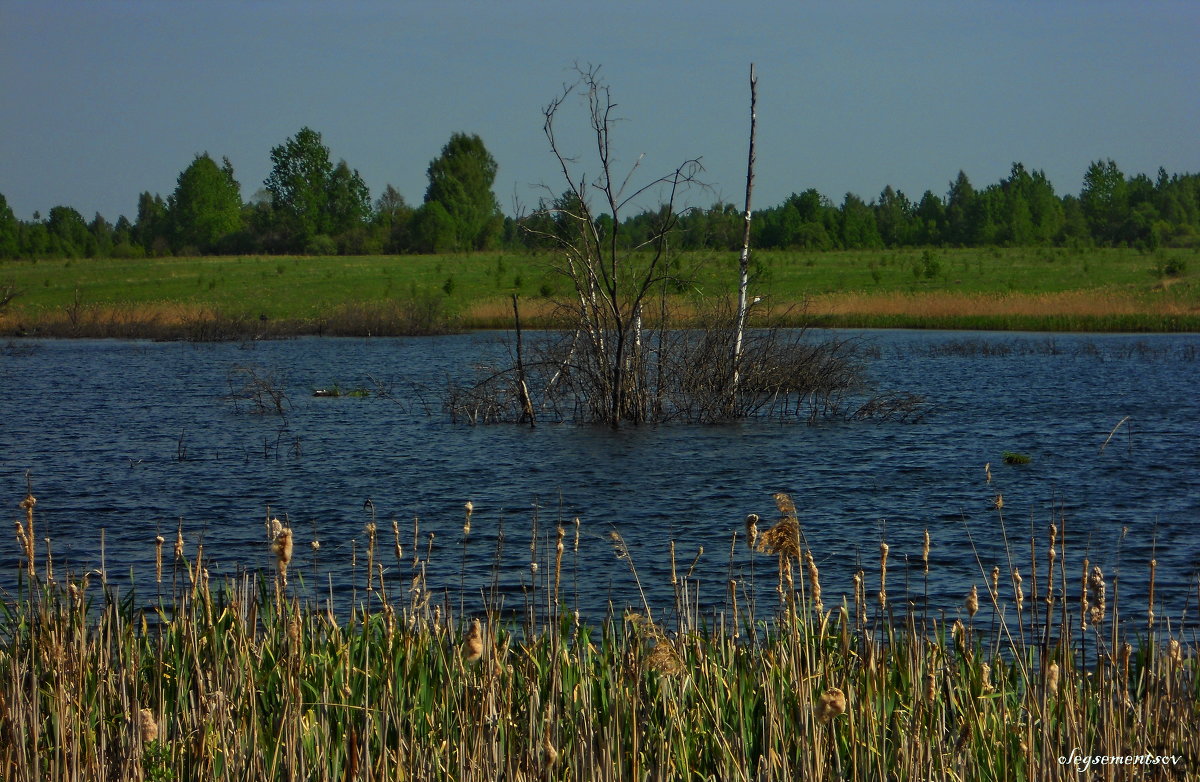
731;64;757;399
447;66;926;427
526;65;703;427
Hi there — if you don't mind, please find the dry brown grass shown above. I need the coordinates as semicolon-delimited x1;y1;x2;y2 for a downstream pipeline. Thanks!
806;288;1199;319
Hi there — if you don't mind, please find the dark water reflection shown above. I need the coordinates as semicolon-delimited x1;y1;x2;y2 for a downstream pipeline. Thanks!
1;331;1197;628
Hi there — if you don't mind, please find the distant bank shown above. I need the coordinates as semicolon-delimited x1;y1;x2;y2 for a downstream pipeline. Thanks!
1;248;1196;338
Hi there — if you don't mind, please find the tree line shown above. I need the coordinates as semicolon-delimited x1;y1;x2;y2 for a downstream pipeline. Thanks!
1;127;1198;260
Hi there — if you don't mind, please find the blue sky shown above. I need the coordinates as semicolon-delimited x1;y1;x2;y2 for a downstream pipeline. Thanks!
1;1;1197;222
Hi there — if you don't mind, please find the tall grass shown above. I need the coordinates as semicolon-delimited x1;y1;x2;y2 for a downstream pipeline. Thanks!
2;483;1196;780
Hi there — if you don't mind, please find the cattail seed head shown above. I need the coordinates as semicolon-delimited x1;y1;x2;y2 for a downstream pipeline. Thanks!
990;565;1000;601
463;618;484;663
1168;639;1182;664
815;688;847;722
1013;569;1024;611
311;540;321;551
272;527;294;585
1046;662;1060;695
922;529;931;574
154;535;165;582
980;662;993;693
804;550;823;613
1087;566;1107;626
174;526;184;561
966;584;979;618
139;708;158;744
925;671;937;703
878;542;889;608
991;494;1004;510
744;514;760;550
542;718;560;768
984;462;992;484
1080;557;1091;628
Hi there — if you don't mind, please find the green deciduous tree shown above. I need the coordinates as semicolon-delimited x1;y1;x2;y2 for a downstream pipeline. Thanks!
133;192;170;255
423;132;502;251
375;184;415;252
264;127;370;251
839;193;882;248
0;193;18;258
265;127;333;245
1081;159;1128;245
46;206;89;257
875;185;913;247
944;171;976;246
325;160;372;236
168;153;243;253
913;190;945;245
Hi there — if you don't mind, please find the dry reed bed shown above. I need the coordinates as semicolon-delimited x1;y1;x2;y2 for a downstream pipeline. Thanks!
2;488;1197;781
808;289;1198;319
5;285;1199;338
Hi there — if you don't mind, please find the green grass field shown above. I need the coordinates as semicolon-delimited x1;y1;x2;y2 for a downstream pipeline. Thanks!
2;246;1197;336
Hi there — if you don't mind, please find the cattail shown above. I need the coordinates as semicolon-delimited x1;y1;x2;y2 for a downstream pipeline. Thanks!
853;569;866;618
154;535;165;582
980;662;993;693
139;708;158;744
804;550;823;613
991;494;1004;510
646;640;684;676
815;688;847;722
922;529;931;574
745;514;760;550
311;540;320;551
173;524;184;561
1148;558;1157;629
1047;523;1058;571
1046;661;1060;695
990;565;1000;602
463;500;473;536
542;718;560;768
463;618;484;663
1167;639;1182;664
18;492;36;576
878;542;889;608
42;537;53;582
267;515;283;541
272;527;294;586
984;462;992;484
924;671;937;703
554;526;565;588
1013;568;1024;611
573;516;581;552
1080;557;1090;629
966;584;979;618
1087;566;1106;626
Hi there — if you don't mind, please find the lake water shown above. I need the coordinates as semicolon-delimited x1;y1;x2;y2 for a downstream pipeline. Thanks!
1;331;1197;628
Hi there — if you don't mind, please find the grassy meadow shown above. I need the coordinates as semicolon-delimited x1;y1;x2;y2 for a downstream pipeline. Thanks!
1;246;1197;337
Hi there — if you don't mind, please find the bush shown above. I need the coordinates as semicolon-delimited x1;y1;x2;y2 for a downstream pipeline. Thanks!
304;234;337;256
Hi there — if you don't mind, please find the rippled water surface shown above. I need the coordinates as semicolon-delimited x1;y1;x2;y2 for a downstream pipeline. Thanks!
1;331;1197;624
